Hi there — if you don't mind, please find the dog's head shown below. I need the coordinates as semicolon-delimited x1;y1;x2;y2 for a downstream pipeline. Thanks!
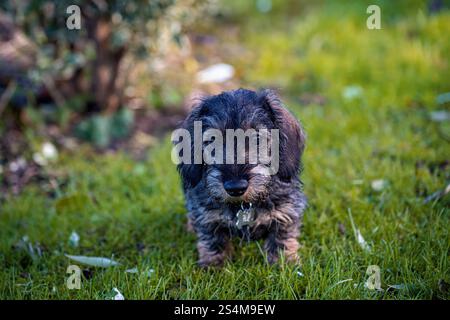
175;88;305;204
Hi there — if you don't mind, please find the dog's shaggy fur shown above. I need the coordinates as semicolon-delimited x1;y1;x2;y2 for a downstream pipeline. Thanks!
177;88;306;267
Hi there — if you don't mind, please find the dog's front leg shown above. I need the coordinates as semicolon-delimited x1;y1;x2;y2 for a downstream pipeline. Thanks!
196;228;232;267
264;224;300;264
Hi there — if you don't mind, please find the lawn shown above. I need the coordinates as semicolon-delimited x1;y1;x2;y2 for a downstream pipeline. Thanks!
0;0;449;299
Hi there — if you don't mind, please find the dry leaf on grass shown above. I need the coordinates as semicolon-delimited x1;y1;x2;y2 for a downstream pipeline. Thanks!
196;63;234;84
65;254;120;267
347;209;371;252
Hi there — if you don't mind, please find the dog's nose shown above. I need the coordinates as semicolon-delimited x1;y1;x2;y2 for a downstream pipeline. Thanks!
223;179;248;197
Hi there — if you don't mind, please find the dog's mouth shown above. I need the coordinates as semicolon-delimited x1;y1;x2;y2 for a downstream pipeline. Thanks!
226;194;247;203
224;187;267;205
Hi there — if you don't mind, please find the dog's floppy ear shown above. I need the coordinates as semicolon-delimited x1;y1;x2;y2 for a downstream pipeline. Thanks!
259;89;306;181
176;101;205;188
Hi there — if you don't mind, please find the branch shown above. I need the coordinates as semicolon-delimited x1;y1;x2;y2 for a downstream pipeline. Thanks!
0;80;17;116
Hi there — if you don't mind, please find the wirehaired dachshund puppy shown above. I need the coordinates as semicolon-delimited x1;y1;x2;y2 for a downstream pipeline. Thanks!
174;88;306;267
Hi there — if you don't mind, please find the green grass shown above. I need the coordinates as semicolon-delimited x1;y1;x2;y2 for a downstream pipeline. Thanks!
0;1;449;299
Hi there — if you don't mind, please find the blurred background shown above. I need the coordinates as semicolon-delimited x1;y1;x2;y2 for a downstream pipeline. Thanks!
0;0;449;299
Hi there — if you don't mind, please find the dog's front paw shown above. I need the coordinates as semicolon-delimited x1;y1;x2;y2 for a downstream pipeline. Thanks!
198;256;225;268
265;237;300;265
197;240;232;268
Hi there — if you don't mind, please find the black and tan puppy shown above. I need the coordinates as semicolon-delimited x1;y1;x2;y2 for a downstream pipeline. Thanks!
174;88;306;267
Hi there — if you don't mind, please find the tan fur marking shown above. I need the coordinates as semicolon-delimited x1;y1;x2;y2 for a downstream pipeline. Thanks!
271;205;294;226
282;237;300;262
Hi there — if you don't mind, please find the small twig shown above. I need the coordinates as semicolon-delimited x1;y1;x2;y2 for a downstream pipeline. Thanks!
347;208;357;240
0;80;17;116
42;75;66;109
